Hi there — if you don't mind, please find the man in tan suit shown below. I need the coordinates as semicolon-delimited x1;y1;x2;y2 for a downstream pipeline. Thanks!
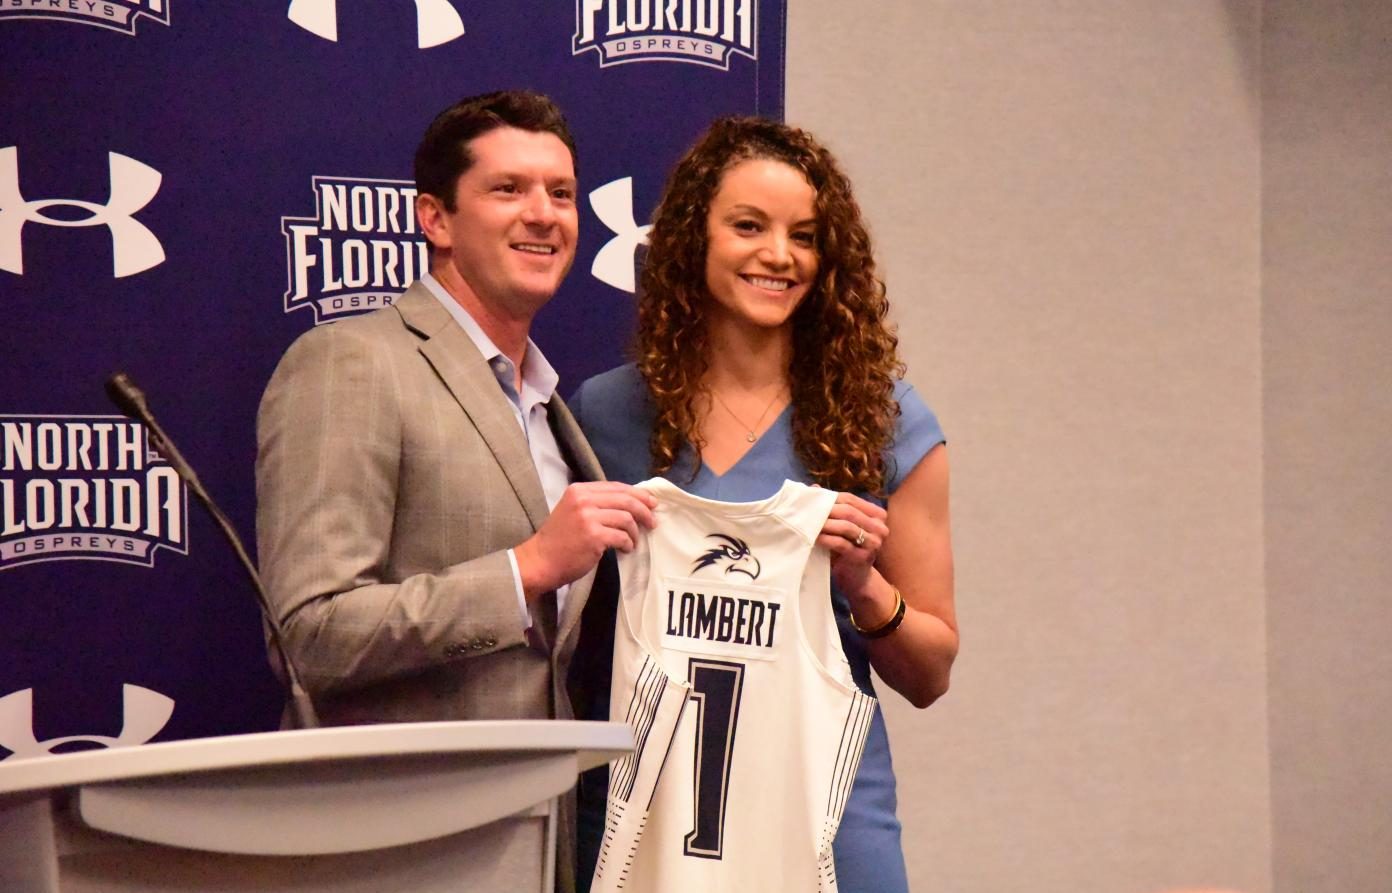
255;91;654;891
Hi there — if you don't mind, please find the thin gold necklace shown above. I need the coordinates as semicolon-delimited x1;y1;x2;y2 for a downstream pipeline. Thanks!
710;387;786;443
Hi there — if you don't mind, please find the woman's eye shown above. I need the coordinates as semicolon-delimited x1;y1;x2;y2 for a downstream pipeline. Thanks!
495;183;517;194
733;220;761;233
792;231;816;246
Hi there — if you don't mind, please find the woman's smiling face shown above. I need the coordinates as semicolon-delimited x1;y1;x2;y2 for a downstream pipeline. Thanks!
702;158;819;332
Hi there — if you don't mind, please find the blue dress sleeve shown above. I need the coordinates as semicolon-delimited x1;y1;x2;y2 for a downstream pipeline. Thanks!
885;380;946;494
568;365;656;485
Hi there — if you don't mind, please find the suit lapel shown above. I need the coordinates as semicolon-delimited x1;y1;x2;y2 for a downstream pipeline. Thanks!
396;284;550;530
396;283;605;651
548;394;606;645
546;395;604;484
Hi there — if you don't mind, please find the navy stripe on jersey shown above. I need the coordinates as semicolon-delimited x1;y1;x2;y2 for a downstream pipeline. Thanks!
827;691;876;819
612;656;671;802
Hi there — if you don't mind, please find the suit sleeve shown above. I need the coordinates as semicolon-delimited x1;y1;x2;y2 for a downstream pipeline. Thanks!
255;322;530;697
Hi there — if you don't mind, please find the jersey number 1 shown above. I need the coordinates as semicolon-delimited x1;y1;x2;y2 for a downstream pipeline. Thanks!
682;658;746;860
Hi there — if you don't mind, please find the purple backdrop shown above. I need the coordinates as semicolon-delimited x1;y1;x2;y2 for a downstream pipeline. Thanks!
0;0;785;758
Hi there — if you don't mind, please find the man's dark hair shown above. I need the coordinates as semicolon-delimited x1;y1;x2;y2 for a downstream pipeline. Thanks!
414;90;578;210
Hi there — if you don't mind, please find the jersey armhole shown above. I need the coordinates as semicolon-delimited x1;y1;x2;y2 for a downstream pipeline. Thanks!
615;532;656;655
782;491;869;699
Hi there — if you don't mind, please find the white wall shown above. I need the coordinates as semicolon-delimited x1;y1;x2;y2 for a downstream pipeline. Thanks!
788;3;1273;890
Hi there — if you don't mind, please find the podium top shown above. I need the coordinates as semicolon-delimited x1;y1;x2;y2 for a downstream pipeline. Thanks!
0;719;632;797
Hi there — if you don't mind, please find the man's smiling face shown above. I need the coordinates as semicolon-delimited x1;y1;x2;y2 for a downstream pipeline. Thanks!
422;125;579;322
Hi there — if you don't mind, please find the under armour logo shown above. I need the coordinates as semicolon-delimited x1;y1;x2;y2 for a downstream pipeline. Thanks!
287;0;465;48
0;684;175;761
0;146;165;278
692;534;762;580
589;177;651;293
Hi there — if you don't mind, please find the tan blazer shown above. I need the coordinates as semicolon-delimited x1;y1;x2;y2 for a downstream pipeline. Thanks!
256;282;604;889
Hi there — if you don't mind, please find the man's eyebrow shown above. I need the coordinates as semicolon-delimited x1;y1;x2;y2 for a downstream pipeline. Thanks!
479;168;575;183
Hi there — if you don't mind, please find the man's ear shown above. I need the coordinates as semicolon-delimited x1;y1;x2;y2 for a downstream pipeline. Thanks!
416;192;449;250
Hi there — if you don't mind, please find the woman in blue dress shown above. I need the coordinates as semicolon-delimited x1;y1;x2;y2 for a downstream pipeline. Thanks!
571;116;958;893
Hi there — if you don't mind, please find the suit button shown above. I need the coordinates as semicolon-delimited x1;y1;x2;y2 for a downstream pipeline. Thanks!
483;636;497;648
470;638;485;651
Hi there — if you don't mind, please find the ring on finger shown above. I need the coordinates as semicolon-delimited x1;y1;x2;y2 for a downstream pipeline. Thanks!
853;528;867;548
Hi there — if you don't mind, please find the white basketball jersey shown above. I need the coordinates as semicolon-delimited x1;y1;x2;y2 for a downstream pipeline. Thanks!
592;478;877;893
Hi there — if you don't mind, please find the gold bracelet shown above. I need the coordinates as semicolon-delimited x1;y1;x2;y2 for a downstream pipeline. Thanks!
849;587;906;639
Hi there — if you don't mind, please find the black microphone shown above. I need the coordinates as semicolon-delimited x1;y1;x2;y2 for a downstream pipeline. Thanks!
104;371;319;729
105;372;205;497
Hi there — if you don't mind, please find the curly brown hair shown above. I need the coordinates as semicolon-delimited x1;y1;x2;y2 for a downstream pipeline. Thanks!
636;116;904;494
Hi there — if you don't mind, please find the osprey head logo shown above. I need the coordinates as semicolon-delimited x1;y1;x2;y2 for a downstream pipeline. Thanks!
692;533;761;580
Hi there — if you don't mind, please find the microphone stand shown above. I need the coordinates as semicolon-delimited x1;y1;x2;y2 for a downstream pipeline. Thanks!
105;372;319;729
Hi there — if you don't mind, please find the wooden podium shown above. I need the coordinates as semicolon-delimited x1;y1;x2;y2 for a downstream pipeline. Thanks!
0;720;631;893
